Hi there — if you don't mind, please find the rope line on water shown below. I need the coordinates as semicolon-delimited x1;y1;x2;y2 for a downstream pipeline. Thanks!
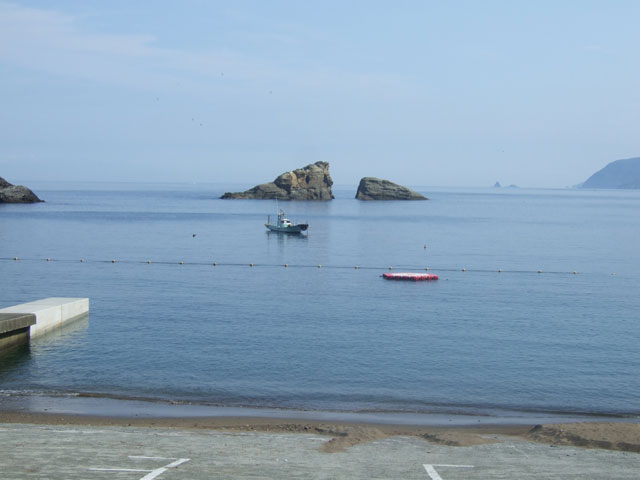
0;256;617;276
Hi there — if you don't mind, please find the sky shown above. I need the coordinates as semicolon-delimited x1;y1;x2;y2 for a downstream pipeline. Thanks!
1;0;639;188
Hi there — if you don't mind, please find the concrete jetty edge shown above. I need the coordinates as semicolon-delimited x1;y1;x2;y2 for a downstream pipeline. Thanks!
0;298;89;351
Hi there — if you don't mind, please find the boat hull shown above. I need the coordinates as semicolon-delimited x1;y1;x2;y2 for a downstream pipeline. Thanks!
265;224;308;233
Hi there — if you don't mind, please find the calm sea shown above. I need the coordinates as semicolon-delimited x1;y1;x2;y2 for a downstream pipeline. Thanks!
1;183;639;419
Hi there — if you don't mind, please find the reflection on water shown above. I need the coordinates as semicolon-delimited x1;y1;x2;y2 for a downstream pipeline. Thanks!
0;315;89;383
0;343;32;374
266;230;308;242
29;314;90;349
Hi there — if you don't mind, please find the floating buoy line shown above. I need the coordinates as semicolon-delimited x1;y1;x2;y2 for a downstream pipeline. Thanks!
0;256;616;276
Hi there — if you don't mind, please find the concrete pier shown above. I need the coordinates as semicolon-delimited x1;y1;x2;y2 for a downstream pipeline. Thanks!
0;298;89;350
0;313;36;350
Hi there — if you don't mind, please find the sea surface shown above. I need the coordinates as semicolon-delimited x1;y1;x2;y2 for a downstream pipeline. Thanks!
1;183;639;420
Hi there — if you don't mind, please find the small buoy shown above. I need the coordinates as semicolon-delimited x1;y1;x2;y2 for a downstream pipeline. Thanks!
13;257;18;261
192;234;196;237
318;264;322;268
112;259;116;263
424;244;427;249
284;263;288;267
425;267;430;271
179;261;184;265
573;271;577;275
250;263;254;267
537;270;542;274
213;262;217;266
46;258;51;262
389;266;393;270
80;259;84;263
147;260;152;264
462;267;466;272
498;268;502;273
354;266;359;269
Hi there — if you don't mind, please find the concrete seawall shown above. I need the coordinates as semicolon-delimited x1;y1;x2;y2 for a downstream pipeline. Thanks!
0;298;89;351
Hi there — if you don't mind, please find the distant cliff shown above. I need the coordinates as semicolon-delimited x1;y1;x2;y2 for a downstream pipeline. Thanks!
0;177;43;203
355;177;427;200
221;162;334;200
582;157;640;189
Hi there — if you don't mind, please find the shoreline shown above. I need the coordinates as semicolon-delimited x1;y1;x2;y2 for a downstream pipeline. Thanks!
1;391;636;426
1;394;638;453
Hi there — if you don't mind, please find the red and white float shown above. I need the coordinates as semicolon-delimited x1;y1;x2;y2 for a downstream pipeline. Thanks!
382;272;439;281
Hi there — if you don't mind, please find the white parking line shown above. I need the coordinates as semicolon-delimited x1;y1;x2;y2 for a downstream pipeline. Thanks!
423;464;474;480
89;468;151;473
140;467;169;480
89;457;190;479
129;456;174;461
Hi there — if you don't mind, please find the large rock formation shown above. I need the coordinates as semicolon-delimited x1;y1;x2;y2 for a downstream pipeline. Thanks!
355;177;427;200
221;162;334;200
0;177;43;203
582;157;640;189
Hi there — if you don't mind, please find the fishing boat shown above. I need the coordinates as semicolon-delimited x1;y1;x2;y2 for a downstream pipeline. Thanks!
265;209;308;233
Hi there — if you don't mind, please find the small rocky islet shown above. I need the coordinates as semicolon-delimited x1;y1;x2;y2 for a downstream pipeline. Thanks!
355;177;427;200
0;177;43;203
221;162;427;200
221;161;334;200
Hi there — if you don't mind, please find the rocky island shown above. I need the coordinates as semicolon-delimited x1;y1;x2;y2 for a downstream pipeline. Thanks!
221;162;334;200
582;157;640;189
0;177;43;203
355;177;427;200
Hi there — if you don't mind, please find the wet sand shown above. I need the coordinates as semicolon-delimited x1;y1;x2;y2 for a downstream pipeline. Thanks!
1;410;638;454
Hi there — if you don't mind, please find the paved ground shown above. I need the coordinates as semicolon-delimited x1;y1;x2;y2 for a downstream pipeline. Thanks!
2;423;639;479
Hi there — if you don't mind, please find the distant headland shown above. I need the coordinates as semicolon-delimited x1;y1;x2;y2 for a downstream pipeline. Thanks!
581;157;640;189
0;177;43;203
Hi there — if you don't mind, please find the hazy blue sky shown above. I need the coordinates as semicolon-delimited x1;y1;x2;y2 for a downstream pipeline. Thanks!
1;0;639;187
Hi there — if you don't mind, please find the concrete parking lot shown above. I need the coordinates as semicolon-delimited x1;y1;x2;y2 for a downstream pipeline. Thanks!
2;423;640;479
